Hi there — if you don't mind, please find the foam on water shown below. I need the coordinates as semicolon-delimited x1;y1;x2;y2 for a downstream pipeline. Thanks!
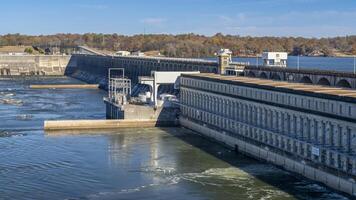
71;166;292;200
0;130;27;138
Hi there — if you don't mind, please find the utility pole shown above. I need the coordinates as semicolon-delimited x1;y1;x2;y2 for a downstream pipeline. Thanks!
353;55;355;74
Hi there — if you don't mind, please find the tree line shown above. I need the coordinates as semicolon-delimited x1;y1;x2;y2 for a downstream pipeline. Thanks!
0;33;355;57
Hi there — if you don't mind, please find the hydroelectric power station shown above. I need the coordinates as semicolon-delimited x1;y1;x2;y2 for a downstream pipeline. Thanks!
1;47;356;197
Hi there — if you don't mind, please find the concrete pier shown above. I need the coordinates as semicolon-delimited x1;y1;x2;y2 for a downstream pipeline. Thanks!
44;119;178;131
30;84;99;89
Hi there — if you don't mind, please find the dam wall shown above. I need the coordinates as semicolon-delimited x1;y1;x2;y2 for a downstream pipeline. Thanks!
66;54;218;89
179;73;356;197
180;117;356;196
0;55;73;76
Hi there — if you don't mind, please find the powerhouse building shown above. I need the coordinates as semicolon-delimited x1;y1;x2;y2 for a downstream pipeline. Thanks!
179;73;356;195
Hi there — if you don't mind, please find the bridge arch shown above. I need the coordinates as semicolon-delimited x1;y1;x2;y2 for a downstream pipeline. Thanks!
247;71;256;77
271;73;281;81
259;72;268;79
0;68;10;76
336;79;352;88
300;76;313;84
317;77;331;86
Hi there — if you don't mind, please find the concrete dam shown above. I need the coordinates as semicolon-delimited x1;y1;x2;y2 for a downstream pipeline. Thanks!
1;52;356;197
2;53;356;89
0;55;73;76
66;54;218;88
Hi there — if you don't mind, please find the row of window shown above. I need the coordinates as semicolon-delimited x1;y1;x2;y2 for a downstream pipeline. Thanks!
116;58;215;69
181;77;355;118
181;105;356;175
180;88;355;152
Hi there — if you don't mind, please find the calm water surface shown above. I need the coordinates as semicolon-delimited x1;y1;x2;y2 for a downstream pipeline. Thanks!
0;77;352;200
232;56;356;72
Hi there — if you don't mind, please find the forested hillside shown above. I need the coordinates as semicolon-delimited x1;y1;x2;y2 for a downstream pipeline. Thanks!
1;33;355;57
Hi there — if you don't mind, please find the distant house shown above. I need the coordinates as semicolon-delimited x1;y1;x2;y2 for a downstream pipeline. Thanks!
115;51;131;56
262;52;288;67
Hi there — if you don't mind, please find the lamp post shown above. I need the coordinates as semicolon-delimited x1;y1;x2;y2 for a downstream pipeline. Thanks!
353;55;355;74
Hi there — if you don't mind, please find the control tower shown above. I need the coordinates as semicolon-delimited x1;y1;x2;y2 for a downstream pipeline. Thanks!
216;49;232;75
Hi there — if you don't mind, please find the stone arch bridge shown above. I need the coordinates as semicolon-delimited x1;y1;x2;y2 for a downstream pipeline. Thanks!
244;66;356;89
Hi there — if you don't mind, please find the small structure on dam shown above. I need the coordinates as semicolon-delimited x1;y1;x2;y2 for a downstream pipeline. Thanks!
104;68;199;126
216;49;246;76
138;71;200;106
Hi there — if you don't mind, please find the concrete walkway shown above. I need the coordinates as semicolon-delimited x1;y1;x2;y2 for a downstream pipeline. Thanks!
44;119;178;131
30;84;99;89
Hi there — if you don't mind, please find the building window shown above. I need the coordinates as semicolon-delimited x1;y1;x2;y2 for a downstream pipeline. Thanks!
331;103;334;113
322;102;325;111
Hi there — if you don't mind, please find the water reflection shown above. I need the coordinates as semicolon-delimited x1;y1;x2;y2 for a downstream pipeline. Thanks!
95;128;350;200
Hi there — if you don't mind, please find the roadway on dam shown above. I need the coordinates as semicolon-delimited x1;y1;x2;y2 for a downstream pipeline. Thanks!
0;77;352;200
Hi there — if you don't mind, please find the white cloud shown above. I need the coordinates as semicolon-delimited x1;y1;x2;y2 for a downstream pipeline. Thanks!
140;18;167;25
218;15;233;23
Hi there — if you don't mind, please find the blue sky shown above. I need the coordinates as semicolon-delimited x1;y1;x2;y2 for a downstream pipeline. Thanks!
0;0;355;37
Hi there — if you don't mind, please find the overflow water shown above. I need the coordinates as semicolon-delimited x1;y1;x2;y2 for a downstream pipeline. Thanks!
0;77;352;200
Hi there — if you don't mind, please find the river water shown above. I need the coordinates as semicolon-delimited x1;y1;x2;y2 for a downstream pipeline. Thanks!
232;56;356;72
0;77;352;200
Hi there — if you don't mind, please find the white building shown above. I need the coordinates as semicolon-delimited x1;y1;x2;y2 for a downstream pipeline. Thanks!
115;51;131;56
262;52;288;67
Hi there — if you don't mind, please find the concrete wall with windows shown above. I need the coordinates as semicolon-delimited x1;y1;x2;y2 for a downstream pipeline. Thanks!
180;118;356;196
67;54;218;88
180;77;356;121
179;75;356;196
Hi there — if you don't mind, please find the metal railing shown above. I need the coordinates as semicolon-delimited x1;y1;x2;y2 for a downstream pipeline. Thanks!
108;68;131;105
